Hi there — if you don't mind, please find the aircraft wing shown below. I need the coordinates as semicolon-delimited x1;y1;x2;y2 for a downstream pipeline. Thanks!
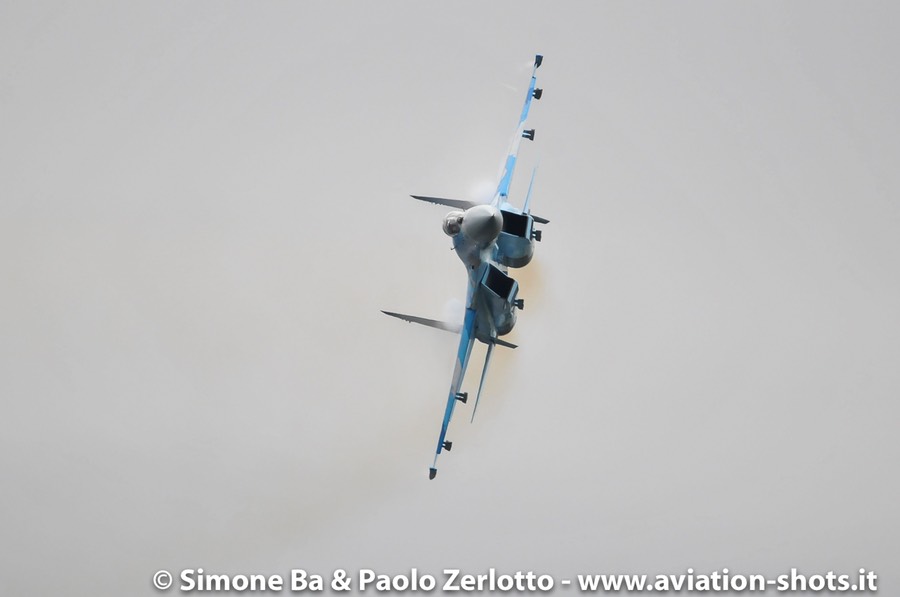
380;310;461;333
429;306;477;479
494;54;543;208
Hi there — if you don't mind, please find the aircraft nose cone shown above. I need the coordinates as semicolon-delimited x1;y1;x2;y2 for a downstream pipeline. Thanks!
461;205;503;246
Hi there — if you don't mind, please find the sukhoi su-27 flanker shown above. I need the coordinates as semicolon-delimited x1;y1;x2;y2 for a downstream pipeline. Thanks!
383;55;548;479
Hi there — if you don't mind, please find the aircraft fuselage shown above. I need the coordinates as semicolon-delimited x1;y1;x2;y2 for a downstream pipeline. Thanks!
447;205;523;344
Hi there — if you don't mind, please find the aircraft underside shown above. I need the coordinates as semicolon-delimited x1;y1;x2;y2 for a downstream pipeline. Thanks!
383;54;548;479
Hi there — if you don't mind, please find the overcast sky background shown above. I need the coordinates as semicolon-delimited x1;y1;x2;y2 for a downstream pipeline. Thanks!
1;3;898;595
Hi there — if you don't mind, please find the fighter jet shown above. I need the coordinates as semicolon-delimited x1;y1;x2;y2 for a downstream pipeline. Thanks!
383;55;548;479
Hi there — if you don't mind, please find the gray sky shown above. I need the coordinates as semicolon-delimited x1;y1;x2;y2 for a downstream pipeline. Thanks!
1;2;898;595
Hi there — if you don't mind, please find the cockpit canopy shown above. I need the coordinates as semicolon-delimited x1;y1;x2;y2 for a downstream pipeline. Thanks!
442;210;465;236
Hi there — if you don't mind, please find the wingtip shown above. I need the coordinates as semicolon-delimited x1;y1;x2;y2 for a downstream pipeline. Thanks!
429;467;437;480
535;54;543;68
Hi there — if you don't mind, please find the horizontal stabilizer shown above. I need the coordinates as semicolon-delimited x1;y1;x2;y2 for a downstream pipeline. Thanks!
532;214;549;225
411;195;477;210
381;310;461;334
492;337;518;349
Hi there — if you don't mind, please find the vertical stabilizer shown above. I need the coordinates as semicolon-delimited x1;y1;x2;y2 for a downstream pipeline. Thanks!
470;341;495;423
523;164;538;214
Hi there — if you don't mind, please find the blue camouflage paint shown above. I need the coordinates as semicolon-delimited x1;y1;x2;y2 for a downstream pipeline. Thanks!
434;307;477;461
495;61;540;203
418;55;545;476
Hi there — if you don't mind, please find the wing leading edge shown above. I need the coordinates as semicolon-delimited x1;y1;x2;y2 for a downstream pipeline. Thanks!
494;54;543;209
380;310;461;334
430;307;477;479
